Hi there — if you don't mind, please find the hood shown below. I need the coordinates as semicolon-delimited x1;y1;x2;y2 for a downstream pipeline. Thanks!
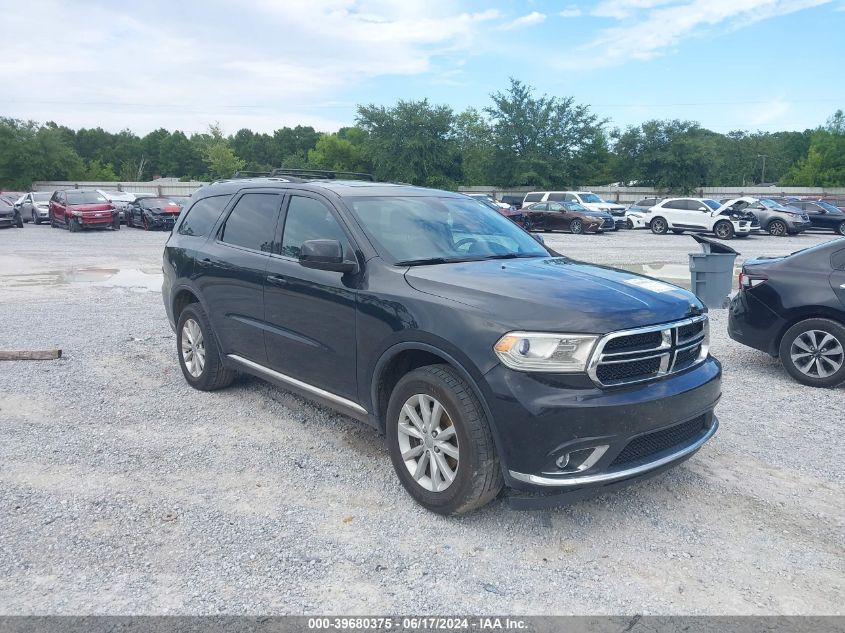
404;257;704;333
147;205;181;215
70;203;113;212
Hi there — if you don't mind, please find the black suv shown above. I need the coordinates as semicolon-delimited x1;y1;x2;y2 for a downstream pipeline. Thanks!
163;174;721;514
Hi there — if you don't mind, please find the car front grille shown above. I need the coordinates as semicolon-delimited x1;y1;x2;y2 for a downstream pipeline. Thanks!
601;218;615;229
588;316;708;387
609;415;708;467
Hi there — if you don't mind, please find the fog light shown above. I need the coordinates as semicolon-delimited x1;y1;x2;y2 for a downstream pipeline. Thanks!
555;453;570;469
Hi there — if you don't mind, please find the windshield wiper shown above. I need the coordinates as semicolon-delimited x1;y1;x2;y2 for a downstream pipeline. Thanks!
482;253;542;260
396;257;468;266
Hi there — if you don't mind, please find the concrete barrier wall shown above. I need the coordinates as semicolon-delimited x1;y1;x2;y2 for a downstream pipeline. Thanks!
32;180;208;196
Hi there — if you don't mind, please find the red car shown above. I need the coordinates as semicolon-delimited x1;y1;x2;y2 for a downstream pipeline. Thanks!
49;190;119;232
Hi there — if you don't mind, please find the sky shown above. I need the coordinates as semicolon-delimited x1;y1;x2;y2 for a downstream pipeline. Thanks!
1;0;843;136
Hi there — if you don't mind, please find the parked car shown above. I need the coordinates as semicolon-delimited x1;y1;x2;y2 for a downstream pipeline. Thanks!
817;197;845;212
48;190;119;232
464;194;524;225
126;196;183;230
522;191;627;229
784;200;845;236
466;193;512;210
15;192;53;224
522;201;615;234
96;189;135;223
500;194;524;210
0;196;23;228
718;197;810;237
168;196;192;210
729;238;845;388
647;197;757;239
163;177;720;514
625;197;663;229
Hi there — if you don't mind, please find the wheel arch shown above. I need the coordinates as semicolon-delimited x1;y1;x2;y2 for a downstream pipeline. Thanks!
773;308;845;354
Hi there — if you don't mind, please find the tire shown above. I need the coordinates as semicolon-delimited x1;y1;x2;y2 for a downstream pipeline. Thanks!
176;303;237;391
570;219;583;234
14;213;23;228
837;221;845;237
626;219;634;230
126;212;133;228
778;319;845;388
713;220;734;240
69;218;81;233
33;211;41;225
767;219;787;237
143;215;151;231
672;229;684;235
50;215;57;228
650;216;668;235
386;364;503;515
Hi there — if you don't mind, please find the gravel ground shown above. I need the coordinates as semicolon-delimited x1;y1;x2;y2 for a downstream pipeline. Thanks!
0;224;842;615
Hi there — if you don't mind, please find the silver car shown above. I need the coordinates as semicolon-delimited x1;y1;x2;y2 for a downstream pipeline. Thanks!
16;192;53;224
718;197;811;237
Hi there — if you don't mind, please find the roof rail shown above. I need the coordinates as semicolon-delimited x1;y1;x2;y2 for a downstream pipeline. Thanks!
269;168;375;181
231;170;270;178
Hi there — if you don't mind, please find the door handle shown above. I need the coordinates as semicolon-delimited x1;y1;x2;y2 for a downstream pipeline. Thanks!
267;274;288;286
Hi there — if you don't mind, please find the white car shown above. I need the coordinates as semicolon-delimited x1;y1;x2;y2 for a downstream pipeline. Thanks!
521;191;627;228
646;197;758;239
466;193;512;210
96;189;136;222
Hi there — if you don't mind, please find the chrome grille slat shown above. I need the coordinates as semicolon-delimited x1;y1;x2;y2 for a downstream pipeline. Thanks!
588;315;709;387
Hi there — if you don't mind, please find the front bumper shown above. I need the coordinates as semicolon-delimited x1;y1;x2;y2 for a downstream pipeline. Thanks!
76;213;116;227
627;213;648;229
148;214;178;229
481;357;721;493
0;215;15;227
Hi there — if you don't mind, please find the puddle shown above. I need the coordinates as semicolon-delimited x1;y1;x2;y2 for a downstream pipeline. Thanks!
1;267;163;292
616;263;742;290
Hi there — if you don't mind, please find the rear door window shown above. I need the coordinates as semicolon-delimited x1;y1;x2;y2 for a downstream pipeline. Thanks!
663;199;686;210
219;193;281;252
179;194;233;237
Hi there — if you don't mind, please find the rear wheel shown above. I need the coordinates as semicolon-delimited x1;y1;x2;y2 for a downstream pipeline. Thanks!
386;365;502;515
767;219;787;237
176;303;237;391
650;217;668;234
570;219;583;234
713;220;734;239
837;221;845;236
779;319;845;388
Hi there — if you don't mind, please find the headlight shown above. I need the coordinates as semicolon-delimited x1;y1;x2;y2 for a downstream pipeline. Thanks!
494;332;598;372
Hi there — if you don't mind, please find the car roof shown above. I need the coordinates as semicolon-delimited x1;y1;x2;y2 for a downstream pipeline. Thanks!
195;178;464;201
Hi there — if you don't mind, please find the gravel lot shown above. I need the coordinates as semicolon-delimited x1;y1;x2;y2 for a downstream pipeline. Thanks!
0;224;842;615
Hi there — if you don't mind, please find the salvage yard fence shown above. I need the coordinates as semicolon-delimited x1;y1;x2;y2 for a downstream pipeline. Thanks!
31;180;845;204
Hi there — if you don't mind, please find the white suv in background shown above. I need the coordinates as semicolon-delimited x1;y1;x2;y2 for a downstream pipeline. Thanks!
647;197;757;240
521;191;627;229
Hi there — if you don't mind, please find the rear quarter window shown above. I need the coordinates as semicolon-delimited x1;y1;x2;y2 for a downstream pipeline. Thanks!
178;194;232;237
523;193;543;203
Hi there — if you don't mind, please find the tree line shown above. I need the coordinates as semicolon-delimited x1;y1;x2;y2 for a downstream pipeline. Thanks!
1;79;842;192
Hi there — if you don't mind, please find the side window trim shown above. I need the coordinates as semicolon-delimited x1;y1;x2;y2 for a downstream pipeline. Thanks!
176;193;234;237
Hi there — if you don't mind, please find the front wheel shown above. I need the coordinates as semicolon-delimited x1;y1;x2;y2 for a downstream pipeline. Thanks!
626;219;634;230
176;303;237;391
14;213;23;228
33;211;41;225
767;219;787;237
69;217;81;233
837;221;845;236
713;220;734;239
386;365;502;515
779;319;845;388
650;217;668;234
569;219;583;234
143;215;151;231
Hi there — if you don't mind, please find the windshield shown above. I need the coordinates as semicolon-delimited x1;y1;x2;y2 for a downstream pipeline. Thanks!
141;198;179;208
817;201;842;213
578;193;602;203
347;196;548;264
467;196;500;212
703;199;721;210
759;198;793;211
33;193;51;202
67;191;108;205
563;202;590;212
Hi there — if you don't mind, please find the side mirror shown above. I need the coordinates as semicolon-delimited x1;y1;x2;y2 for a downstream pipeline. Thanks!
298;239;356;273
698;206;707;212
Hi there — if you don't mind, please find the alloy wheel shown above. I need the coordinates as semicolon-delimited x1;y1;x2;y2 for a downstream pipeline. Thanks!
838;222;845;236
769;221;786;236
570;219;583;234
790;329;844;378
181;318;206;378
396;393;460;493
715;223;731;239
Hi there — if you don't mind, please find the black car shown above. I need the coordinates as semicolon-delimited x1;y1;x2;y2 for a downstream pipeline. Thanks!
786;200;845;236
729;238;845;388
0;196;23;228
126;197;183;230
162;175;721;514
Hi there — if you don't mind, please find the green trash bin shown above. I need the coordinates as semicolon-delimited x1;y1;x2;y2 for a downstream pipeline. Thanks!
688;234;739;308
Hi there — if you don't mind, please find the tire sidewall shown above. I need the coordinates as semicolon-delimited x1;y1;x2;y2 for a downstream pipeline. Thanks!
651;217;667;234
176;304;219;390
570;219;583;234
386;370;480;515
837;221;845;236
768;220;786;236
714;220;734;239
779;318;845;388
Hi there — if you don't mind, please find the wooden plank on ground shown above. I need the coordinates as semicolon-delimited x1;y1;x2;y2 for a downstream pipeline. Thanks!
0;350;62;361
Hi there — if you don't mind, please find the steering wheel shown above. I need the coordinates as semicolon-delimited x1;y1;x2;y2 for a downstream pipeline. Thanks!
454;237;479;252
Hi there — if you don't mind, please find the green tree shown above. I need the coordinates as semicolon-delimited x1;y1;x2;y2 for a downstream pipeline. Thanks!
308;127;370;173
356;99;460;187
485;78;607;187
453;108;494;185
